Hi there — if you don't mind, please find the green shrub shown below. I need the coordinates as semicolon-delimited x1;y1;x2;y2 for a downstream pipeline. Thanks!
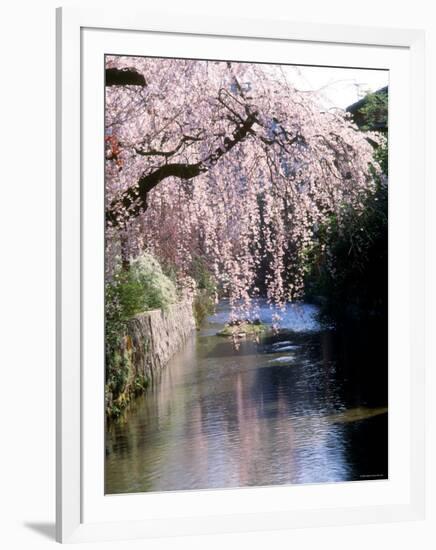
105;252;178;418
190;256;216;295
305;87;389;325
304;181;387;323
193;290;216;328
129;252;178;311
189;256;217;327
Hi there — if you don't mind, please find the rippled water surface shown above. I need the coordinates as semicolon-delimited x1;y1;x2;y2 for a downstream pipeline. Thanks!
105;301;388;494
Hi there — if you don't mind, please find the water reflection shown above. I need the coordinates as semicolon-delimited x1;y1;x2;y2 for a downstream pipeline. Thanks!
105;302;388;494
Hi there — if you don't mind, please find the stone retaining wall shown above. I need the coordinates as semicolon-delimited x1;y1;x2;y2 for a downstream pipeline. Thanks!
129;300;196;380
105;301;195;418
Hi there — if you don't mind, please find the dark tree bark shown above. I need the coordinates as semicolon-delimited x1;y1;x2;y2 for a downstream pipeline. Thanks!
106;68;146;87
106;111;258;228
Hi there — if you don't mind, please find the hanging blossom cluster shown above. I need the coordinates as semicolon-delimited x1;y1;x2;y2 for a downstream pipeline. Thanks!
105;56;383;319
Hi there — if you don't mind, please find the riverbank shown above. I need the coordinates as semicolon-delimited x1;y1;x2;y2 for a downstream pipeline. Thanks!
106;300;388;493
105;300;195;419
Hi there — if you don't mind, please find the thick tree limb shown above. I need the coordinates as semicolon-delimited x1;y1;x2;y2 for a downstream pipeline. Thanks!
107;112;258;227
106;68;146;86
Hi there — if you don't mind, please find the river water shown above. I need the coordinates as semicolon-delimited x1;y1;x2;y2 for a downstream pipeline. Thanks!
105;300;388;494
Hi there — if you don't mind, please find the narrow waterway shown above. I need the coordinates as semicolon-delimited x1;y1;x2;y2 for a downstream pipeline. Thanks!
105;300;388;494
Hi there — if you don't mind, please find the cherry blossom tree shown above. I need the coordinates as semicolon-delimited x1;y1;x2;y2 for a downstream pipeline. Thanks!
105;56;383;319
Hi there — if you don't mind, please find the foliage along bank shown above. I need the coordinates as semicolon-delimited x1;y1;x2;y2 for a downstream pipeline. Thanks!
105;252;217;419
304;87;388;327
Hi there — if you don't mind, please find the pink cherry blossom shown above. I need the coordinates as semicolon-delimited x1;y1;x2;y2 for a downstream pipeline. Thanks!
105;56;382;316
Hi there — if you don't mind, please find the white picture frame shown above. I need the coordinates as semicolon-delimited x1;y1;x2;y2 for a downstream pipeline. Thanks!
56;6;426;543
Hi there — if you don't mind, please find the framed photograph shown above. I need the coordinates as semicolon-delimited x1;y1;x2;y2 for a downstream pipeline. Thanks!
56;7;425;543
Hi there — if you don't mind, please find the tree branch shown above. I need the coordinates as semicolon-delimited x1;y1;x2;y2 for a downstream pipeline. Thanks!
132;134;203;159
107;112;258;227
106;67;146;86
